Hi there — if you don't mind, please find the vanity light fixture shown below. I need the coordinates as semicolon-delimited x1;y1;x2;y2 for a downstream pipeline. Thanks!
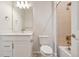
16;1;31;9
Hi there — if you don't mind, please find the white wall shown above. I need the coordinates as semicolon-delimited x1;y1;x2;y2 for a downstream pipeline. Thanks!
32;1;54;51
71;2;79;57
0;1;12;33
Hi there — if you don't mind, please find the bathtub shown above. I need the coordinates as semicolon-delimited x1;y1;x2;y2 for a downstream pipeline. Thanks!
58;46;71;57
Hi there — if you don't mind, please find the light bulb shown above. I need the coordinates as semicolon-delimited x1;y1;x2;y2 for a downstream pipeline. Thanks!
16;1;20;7
25;1;31;9
16;1;31;9
21;1;24;8
22;1;26;9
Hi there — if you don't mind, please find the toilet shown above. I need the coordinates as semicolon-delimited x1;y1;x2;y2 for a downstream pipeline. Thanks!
39;35;53;57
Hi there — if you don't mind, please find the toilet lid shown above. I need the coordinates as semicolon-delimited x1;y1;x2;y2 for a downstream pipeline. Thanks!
40;45;53;54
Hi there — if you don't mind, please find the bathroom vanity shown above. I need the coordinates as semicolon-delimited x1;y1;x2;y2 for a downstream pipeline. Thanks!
0;32;33;57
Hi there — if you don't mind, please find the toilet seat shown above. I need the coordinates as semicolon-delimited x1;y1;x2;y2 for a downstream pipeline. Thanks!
40;45;53;55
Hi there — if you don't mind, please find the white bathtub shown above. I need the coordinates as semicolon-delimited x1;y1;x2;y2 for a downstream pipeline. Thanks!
58;46;71;57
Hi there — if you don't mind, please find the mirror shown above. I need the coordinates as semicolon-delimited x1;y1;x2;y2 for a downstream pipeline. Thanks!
12;1;33;32
0;1;33;33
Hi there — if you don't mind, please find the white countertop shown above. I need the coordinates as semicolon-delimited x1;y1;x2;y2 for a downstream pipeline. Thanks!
0;31;33;35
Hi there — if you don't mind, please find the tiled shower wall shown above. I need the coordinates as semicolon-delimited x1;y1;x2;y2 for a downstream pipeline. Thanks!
56;2;71;46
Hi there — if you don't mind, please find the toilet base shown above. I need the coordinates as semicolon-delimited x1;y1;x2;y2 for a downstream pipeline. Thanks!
40;50;53;57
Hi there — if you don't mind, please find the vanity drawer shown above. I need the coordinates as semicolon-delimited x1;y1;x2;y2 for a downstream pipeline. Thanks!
2;41;12;57
2;41;12;51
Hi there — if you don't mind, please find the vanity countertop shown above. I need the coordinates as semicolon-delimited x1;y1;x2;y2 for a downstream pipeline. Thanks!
0;31;33;35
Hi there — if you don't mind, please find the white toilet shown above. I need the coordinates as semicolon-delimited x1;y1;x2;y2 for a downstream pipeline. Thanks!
39;35;53;57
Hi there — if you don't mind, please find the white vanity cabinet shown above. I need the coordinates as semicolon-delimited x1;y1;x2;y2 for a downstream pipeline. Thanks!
0;32;33;57
13;40;32;57
13;36;33;57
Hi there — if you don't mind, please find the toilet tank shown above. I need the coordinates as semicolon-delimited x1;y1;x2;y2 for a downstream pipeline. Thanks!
39;35;50;45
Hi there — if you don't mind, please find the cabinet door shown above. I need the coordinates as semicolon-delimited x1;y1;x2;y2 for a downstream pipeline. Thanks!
13;40;32;57
2;41;12;57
